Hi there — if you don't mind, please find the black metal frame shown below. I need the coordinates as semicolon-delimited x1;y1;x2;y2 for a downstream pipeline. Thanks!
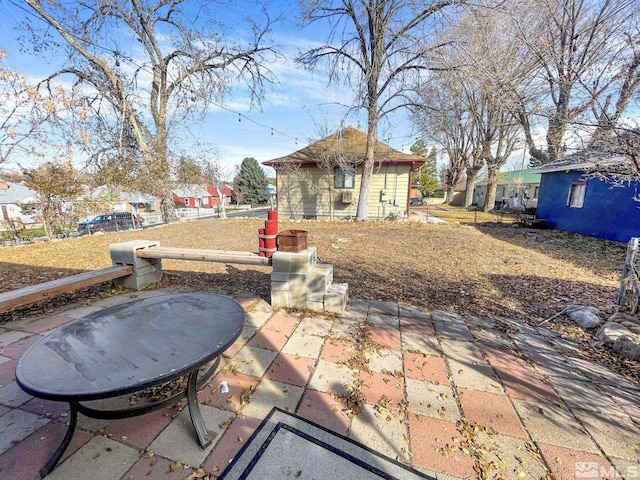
39;356;221;477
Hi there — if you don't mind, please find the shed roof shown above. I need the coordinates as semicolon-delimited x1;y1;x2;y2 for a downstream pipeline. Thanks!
172;185;211;198
89;186;156;203
0;182;37;204
475;169;541;186
263;126;423;168
532;150;629;174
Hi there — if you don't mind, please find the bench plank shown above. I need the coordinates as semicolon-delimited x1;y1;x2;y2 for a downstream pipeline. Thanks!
0;266;134;312
137;246;272;266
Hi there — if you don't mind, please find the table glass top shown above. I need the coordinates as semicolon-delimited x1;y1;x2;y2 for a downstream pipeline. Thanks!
16;293;245;400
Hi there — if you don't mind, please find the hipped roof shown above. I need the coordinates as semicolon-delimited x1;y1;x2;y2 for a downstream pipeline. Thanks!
263;126;423;168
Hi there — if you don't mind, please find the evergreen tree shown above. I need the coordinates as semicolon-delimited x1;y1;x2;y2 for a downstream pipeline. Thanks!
234;157;269;206
412;143;439;198
410;140;429;158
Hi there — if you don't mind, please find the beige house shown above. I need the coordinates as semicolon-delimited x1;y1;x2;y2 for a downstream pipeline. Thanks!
263;126;425;220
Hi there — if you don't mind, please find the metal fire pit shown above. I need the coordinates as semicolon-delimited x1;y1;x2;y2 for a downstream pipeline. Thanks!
277;230;308;252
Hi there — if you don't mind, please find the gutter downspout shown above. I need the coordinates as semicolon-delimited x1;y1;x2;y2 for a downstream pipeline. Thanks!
407;162;415;217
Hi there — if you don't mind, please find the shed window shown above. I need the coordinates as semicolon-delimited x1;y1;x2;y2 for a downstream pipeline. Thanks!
334;167;355;189
567;183;586;208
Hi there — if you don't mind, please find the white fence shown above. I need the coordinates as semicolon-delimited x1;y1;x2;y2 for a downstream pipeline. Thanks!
175;208;219;220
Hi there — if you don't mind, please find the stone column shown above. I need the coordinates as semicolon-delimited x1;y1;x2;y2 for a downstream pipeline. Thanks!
110;240;162;290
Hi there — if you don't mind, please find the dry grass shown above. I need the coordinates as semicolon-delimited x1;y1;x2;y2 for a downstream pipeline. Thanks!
0;215;626;325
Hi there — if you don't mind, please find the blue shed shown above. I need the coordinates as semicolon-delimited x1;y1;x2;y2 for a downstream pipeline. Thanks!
533;152;640;243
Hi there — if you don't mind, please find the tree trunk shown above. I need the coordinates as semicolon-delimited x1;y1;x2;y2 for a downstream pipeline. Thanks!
216;185;227;219
517;107;548;166
156;178;176;223
546;118;566;164
355;113;378;221
464;166;482;207
445;186;455;204
483;166;500;212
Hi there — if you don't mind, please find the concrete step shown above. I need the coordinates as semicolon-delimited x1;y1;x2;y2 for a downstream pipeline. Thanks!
323;282;349;313
308;263;333;294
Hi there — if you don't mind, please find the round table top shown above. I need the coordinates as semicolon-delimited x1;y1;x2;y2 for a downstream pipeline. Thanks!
16;293;245;401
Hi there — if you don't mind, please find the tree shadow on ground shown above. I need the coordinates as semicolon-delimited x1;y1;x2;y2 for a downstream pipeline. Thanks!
471;223;627;280
486;273;618;322
0;262;124;323
334;257;617;324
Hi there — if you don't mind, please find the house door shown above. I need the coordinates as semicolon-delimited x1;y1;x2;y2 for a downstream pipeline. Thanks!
1;205;8;221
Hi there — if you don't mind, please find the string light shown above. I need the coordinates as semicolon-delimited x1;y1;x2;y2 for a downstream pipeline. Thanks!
10;0;418;153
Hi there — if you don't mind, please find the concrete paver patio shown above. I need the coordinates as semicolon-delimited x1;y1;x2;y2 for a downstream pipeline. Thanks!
0;287;639;479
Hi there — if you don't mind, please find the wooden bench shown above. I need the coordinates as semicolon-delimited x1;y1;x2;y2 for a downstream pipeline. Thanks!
0;265;134;312
1;246;269;313
136;246;272;266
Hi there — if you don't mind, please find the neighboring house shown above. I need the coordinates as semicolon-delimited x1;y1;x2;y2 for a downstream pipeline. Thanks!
172;185;214;208
205;186;233;206
445;178;469;206
533;151;640;243
262;126;425;220
0;181;37;220
87;186;160;213
474;169;541;210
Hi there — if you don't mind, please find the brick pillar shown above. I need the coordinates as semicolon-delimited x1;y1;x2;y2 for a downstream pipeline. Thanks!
110;240;162;290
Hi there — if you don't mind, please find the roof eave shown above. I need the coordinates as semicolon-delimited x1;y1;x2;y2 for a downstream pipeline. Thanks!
263;158;424;168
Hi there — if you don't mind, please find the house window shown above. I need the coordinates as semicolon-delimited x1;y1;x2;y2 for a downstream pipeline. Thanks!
567;183;586;208
185;198;190;206
334;167;355;189
202;197;209;205
533;186;539;199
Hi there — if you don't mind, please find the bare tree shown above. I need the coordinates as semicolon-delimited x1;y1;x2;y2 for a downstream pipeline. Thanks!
414;74;471;203
202;159;229;219
481;106;521;211
0;49;59;166
297;0;464;220
25;0;278;223
510;0;640;165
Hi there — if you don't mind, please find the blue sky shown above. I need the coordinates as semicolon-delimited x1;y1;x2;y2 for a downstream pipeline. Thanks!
0;0;419;179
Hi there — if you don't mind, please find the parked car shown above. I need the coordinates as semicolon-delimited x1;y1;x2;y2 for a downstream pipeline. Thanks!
77;212;143;234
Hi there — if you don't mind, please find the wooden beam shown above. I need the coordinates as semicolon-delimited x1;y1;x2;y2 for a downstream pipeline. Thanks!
0;266;134;312
137;246;272;267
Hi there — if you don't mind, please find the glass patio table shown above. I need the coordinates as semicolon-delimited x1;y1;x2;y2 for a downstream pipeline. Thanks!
15;292;245;477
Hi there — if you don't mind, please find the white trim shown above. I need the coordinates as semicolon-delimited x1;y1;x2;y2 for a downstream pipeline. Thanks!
567;183;586;208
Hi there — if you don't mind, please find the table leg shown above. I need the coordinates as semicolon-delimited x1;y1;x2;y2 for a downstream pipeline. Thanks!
187;369;212;449
40;402;78;477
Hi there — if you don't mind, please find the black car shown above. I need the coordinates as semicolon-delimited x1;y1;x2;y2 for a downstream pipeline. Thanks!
77;212;143;234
